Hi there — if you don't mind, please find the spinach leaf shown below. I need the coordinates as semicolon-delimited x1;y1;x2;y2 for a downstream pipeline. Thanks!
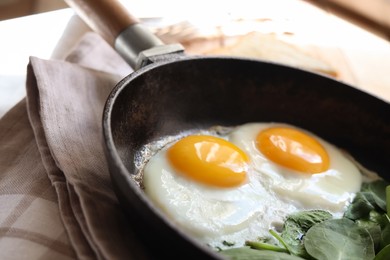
375;244;390;260
284;210;333;231
223;182;390;260
220;247;305;260
344;180;389;221
280;210;332;258
343;192;377;220
361;180;389;212
223;241;236;247
380;216;390;249
304;218;375;260
369;210;390;229
355;219;382;251
387;185;390;214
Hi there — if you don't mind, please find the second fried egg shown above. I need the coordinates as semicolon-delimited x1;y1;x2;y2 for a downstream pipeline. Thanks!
228;123;362;214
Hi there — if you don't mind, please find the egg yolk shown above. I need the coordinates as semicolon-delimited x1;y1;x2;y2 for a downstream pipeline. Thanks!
167;135;249;187
256;127;330;174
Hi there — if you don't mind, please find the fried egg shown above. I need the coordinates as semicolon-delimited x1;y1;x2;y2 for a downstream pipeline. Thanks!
142;123;364;248
228;123;362;213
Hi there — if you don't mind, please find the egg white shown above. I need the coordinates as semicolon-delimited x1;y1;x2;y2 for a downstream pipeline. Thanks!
228;122;363;215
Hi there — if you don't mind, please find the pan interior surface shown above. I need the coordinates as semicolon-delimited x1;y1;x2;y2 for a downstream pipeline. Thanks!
103;57;390;259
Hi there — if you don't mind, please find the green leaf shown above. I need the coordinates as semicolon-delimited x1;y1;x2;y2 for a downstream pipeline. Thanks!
386;186;390;214
343;192;376;220
362;180;389;212
380;219;390;249
304;218;375;260
223;241;236;247
369;210;389;229
375;244;390;260
280;210;332;258
355;219;382;251
284;210;333;231
220;247;305;260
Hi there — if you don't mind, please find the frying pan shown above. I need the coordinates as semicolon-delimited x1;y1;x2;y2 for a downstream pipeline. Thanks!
65;0;390;259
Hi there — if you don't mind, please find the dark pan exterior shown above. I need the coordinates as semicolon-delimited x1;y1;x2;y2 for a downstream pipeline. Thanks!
103;56;390;259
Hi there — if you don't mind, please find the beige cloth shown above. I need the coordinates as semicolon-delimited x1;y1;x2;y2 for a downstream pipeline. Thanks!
0;31;152;259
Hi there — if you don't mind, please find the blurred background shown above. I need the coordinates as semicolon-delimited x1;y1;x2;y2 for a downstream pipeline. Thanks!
0;0;389;40
0;0;67;20
0;0;389;118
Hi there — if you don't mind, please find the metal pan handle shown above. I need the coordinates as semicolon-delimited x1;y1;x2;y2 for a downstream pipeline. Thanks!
64;0;184;69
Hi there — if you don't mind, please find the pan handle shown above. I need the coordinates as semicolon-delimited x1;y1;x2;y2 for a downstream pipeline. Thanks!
64;0;139;45
64;0;184;69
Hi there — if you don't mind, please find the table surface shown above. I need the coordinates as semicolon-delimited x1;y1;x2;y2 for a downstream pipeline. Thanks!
1;0;389;118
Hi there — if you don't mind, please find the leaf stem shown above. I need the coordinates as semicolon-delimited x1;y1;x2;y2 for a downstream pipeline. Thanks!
269;229;292;254
245;240;289;253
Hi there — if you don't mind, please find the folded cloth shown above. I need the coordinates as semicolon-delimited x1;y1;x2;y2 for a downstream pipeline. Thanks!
0;99;75;260
0;31;153;259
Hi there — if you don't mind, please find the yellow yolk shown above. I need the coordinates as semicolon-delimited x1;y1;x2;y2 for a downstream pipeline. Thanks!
167;135;249;187
256;127;330;174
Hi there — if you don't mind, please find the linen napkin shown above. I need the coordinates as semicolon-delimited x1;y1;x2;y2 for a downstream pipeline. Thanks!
0;29;153;259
